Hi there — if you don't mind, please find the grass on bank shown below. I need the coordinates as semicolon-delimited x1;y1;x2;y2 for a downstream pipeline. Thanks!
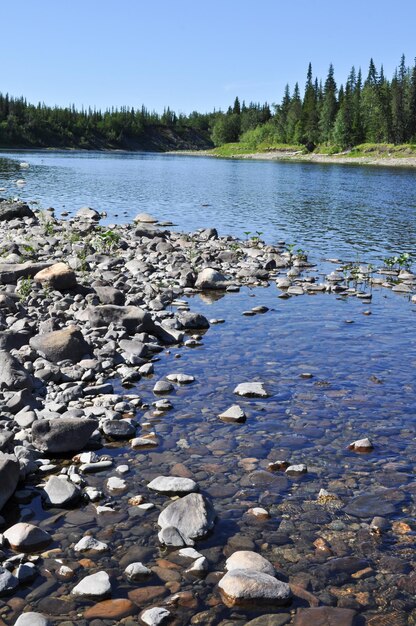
211;141;416;159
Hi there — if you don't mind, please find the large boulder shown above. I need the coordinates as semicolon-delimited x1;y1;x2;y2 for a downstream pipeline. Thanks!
0;261;52;284
0;200;34;221
0;350;33;390
82;305;154;335
176;311;210;330
195;268;228;290
30;326;91;363
0;453;20;512
31;418;98;454
34;263;77;290
158;492;215;546
4;523;52;552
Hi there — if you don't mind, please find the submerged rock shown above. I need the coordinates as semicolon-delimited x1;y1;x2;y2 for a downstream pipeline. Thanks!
219;569;292;607
234;382;269;397
158;492;215;546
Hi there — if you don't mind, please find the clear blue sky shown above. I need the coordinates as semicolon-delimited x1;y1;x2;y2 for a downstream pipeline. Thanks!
1;0;415;115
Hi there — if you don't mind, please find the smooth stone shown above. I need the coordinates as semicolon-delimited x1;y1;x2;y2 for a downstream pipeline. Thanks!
218;569;292;607
32;418;98;454
348;437;374;452
195;267;228;290
178;547;203;560
234;382;269;398
34;262;77;290
30;326;91;363
14;612;50;626
4;523;52;552
124;562;152;581
153;380;174;393
245;615;291;626
293;607;357;626
225;551;275;576
102;420;136;439
140;607;171;625
147;476;198;495
166;373;195;384
106;476;127;492
285;464;307;475
84;598;137;619
71;571;111;598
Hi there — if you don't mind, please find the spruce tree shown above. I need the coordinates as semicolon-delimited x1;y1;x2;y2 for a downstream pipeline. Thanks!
301;63;319;147
319;63;338;143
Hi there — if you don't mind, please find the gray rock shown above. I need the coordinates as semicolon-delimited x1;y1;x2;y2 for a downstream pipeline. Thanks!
158;492;215;546
134;212;158;223
4;522;52;552
158;526;186;547
0;350;33;390
14;612;50;626
176;310;210;330
218;569;292;607
0;200;34;221
31;418;98;453
42;475;81;507
0;261;52;284
102;420;136;440
0;453;19;511
6;388;40;414
83;305;154;335
0;566;19;596
225;551;275;576
71;570;111;598
94;285;125;305
147;476;198;495
15;562;37;583
30;326;91;363
153;380;174;394
75;206;100;221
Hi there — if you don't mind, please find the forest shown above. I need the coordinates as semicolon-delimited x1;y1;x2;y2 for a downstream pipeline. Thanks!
0;55;415;151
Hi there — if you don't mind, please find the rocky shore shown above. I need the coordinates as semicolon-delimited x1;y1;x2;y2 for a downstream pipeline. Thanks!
0;198;415;625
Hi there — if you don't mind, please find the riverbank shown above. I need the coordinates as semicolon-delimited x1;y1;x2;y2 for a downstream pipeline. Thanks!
171;147;416;168
0;199;415;625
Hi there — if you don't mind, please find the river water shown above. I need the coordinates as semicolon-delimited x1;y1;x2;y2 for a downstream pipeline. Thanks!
0;152;415;625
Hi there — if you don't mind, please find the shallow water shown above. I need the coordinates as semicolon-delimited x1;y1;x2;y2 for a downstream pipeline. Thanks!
0;152;415;623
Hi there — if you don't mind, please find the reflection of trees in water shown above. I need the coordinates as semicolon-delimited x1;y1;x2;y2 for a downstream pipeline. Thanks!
0;158;21;179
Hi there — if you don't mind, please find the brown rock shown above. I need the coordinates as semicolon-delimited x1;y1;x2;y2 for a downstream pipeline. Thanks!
128;585;167;607
293;607;357;626
30;326;91;363
84;598;137;619
34;262;77;290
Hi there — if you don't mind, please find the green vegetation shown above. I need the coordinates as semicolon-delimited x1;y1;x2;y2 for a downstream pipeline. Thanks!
1;54;415;153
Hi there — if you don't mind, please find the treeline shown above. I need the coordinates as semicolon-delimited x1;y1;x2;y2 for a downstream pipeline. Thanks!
214;55;416;150
0;54;415;151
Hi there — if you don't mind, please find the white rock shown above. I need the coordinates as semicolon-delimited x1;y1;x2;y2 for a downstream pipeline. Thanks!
218;405;246;422
140;607;171;626
74;536;108;553
147;476;197;495
225;550;275;576
71;570;111;598
285;464;308;475
178;547;203;560
349;437;374;451
186;555;208;574
14;613;49;626
106;476;127;492
233;382;269;398
124;562;151;580
218;569;292;606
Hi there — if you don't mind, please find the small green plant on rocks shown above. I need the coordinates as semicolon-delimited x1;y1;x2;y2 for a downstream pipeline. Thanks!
92;228;121;253
17;277;33;302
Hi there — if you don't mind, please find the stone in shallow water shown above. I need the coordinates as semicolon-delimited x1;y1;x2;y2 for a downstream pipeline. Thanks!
225;551;275;576
234;382;269;397
344;492;399;518
71;571;111;598
285;464;307;475
102;419;136;440
147;476;198;495
0;567;19;596
124;562;152;581
293;606;357;626
14;613;50;626
4;523;52;552
84;598;137;619
42;475;81;507
140;607;171;625
245;616;291;626
153;380;174;394
348;437;374;452
158;492;215;546
218;405;246;423
74;536;108;553
218;569;292;607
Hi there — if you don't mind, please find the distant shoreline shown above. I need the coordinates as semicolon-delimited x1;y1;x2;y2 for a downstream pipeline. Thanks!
169;149;416;169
